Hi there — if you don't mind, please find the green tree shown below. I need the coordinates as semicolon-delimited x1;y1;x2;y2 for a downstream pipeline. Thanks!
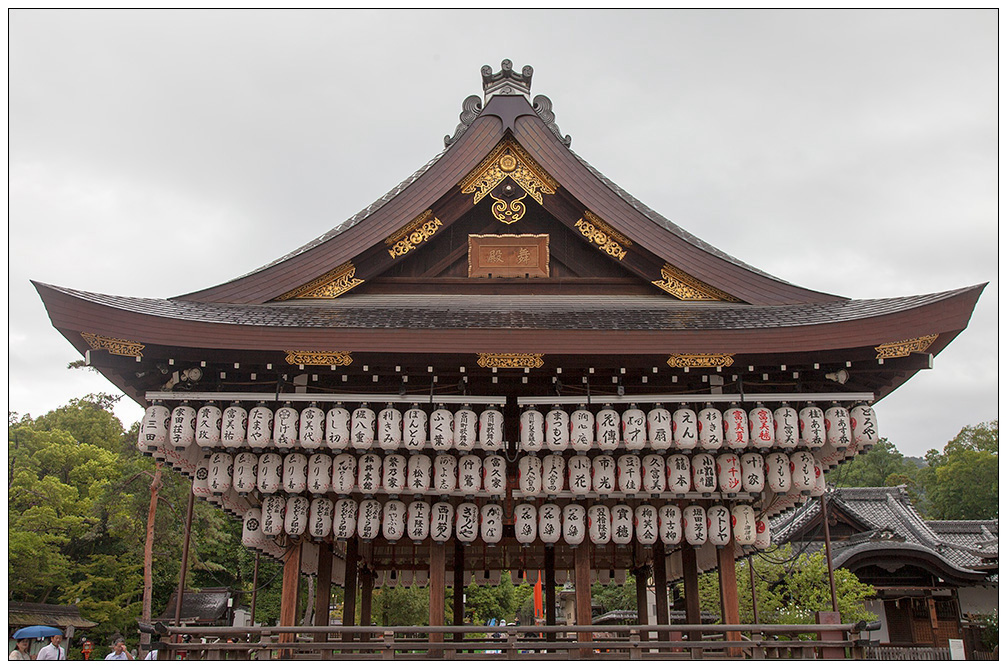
826;438;918;488
592;574;638;613
919;420;998;520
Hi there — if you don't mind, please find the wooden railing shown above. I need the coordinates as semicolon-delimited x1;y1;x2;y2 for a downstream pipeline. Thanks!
148;622;876;660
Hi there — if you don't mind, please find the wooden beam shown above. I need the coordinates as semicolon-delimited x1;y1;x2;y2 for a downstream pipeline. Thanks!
681;543;701;643
544;546;556;645
652;541;669;642
342;538;359;642
453;541;465;643
313;541;333;654
574;542;592;659
278;539;302;658
359;569;374;643
429;542;446;658
717;538;742;658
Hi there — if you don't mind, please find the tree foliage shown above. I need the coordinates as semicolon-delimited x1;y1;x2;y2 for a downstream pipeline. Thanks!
918;420;998;520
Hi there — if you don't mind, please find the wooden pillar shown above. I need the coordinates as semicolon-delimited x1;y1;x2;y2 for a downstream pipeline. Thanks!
716;538;742;657
574;542;592;658
278;539;303;658
342;537;359;642
429;541;446;658
314;542;333;656
544;545;557;647
359;569;374;643
652;540;669;643
452;541;465;644
681;543;701;658
816;610;845;659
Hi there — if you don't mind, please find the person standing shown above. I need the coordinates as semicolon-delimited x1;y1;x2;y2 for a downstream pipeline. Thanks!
35;634;66;661
105;639;134;660
8;638;32;660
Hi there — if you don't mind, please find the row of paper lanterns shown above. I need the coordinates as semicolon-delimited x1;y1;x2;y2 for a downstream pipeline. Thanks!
140;400;878;454
190;449;827;499
241;496;771;550
364;569;615;588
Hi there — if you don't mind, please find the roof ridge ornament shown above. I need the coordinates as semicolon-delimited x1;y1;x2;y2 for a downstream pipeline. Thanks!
533;95;572;147
444;95;483;148
482;59;533;102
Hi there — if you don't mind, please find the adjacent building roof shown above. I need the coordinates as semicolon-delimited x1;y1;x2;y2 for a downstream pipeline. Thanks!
155;588;232;625
7;602;98;630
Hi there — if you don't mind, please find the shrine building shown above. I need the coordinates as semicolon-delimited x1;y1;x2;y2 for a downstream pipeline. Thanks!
34;60;985;659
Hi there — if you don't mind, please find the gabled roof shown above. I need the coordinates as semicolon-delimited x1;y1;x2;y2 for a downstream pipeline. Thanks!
7;602;99;630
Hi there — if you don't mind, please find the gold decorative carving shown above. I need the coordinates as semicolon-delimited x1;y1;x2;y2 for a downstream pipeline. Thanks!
459;139;558;224
284;351;354;367
574;211;632;260
651;263;740;302
666;354;735;369
468;234;549;278
81;332;145;358
875;334;938;359
477;353;545;369
275;262;364;300
385;210;444;258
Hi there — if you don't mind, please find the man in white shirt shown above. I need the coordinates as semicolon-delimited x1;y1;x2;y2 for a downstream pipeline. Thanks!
35;634;65;661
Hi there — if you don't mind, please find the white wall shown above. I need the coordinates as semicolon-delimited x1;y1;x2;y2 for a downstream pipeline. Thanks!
957;585;998;615
863;600;890;644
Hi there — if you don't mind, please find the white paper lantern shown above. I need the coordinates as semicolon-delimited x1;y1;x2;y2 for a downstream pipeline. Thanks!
697;404;723;451
176;441;203;476
588;504;612;544
407;454;432;495
799;404;826;449
790;451;816;492
257;452;283;494
284;495;310;536
138;403;170;454
825;403;852;450
242;508;266;550
666;454;692;495
415;571;429;587
740;452;765;494
478;406;504;450
480;503;504;544
748;404;775;450
539;503;562;545
454;405;478;451
357;499;382;541
309;497;334;538
326;404;351;451
562;504;586;545
691;453;717;494
382;499;406;542
518;455;543;496
433;454;458;495
429;406;454;451
306;453;332;496
514;503;537;545
170;403;197;450
595;405;620;451
192;454;213;498
407;500;431;543
221;403;247;450
273;404;299;451
208;451;233;495
282;453;308;494
299;403;325;450
430;502;454;543
232;452;258;495
647;404;673;450
403;405;428;450
617;454;642;495
850;404;879;449
634;504;658;545
754;517;771;550
773;403;799;449
378;404;403;450
221;488;251;516
765;452;792;493
716;452;743;496
683;505;707;545
567;455;592;496
672;404;698;450
196;404;223;449
333;498;358;539
592;455;616;496
569;406;594;452
732;504;757;546
247;403;274;451
357;453;382;496
482;455;507;497
611;504;634;545
541;454;565;497
658;504;683;544
261;495;286;536
382;454;407;496
723;404;749;450
519;407;545;452
642;454;666;494
352;405;377;449
621;404;647;449
455;502;479;544
458;454;482;495
708;505;731;547
544;406;569;452
330;453;357;495
810;458;827;497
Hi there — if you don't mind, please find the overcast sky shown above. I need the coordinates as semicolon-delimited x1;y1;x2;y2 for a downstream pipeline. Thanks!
9;10;998;458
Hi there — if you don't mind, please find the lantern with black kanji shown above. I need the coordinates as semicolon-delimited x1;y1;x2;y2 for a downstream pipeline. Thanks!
569;405;594;451
773;403;799;449
545;405;570;452
273;403;299;452
196;403;222;450
325;403;351;451
330;452;356;496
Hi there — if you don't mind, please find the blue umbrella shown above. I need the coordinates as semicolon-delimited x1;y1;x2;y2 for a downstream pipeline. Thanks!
12;626;63;639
